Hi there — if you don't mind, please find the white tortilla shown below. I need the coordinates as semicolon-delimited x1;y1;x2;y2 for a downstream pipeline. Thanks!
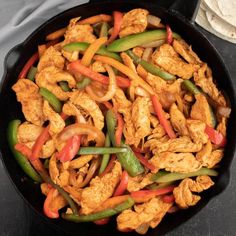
206;11;236;39
203;0;236;27
196;5;236;44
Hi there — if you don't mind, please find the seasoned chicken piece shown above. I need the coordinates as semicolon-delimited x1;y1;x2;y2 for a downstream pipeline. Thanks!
190;94;213;127
132;97;151;147
62;102;86;124
193;64;226;106
217;117;227;137
121;52;137;73
117;197;172;232
17;122;43;143
80;161;122;214
41;139;56;158
112;89;136;145
36;66;76;101
64;186;83;204
37;46;65;72
41;185;68;212
152;44;199;79
145;136;202;154
170;103;189;136
186;119;208;144
17;122;55;158
119;9;149;38
172;39;202;65
148;124;166;140
146;73;166;94
43;101;65;135
133;46;145;58
91;61;106;73
70;91;104;130
49;154;70;187
12;79;45;126
150;152;201;173
69;155;94;169
127;173;153;192
64;17;96;44
173;176;214;209
205;149;223;168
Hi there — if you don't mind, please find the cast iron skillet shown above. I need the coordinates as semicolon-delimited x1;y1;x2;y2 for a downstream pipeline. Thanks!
0;0;236;235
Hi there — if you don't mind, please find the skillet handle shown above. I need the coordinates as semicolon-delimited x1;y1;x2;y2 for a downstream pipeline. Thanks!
168;0;201;23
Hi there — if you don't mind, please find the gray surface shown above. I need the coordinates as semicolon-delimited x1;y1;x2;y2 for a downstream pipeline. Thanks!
0;0;236;236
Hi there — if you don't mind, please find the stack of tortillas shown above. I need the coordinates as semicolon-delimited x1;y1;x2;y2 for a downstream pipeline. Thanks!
196;0;236;43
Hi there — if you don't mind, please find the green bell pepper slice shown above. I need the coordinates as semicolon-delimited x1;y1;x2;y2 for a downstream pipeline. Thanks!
27;66;37;81
99;133;111;174
39;87;62;113
107;29;181;52
151;168;218;183
62;197;134;222
7;120;42;182
106;109;144;177
63;42;121;62
126;50;176;80
77;146;128;155
76;77;91;89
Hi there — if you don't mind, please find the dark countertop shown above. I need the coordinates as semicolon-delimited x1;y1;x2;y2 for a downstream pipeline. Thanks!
0;3;236;236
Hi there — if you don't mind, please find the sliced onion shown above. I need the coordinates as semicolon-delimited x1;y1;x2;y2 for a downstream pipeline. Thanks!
135;223;149;235
77;158;100;188
86;64;117;102
135;86;149;97
58;123;105;147
141;39;165;48
147;14;161;28
142;48;153;61
217;106;231;118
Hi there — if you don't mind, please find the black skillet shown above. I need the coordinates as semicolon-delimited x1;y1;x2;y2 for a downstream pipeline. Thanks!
0;0;236;235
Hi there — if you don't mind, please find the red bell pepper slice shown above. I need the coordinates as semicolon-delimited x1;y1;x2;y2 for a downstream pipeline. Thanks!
134;152;155;172
205;125;226;147
115;113;124;146
131;146;148;154
68;60;130;88
43;188;59;219
57;135;81;162
162;194;175;203
18;52;39;80
166;24;173;44
31;126;50;161
151;95;176;139
131;186;175;203
94;218;110;225
113;170;129;196
102;101;113;110
107;11;123;44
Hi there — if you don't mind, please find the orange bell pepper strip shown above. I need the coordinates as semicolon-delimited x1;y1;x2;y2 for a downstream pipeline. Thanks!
57;135;81;162
67;60;130;88
43;188;59;218
107;11;123;44
46;27;66;41
78;14;112;25
134;152;156;172
151;95;176;139
93;55;154;94
205;125;226;147
113;170;129;196
81;37;107;66
131;185;175;203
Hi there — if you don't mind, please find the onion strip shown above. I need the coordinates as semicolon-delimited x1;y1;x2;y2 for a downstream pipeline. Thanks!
86;64;117;102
